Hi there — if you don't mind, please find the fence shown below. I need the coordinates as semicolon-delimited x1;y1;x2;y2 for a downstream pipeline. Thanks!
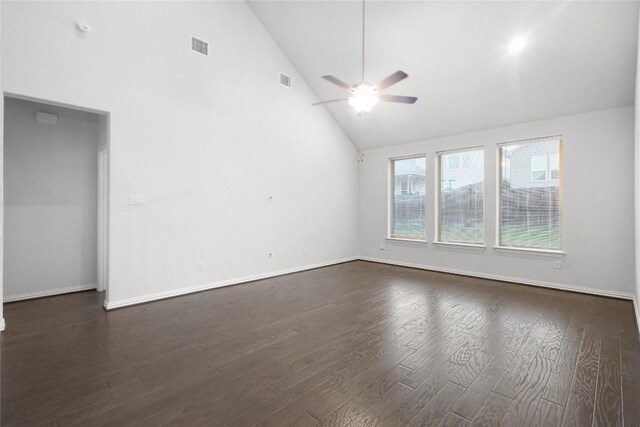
500;184;560;228
440;183;483;227
392;183;560;239
393;194;425;235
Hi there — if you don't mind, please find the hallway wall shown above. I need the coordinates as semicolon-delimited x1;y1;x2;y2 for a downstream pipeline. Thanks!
4;97;100;300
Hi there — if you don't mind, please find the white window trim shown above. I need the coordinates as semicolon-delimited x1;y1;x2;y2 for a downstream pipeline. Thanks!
388;154;427;241
497;134;562;147
433;241;486;250
435;146;485;246
493;245;566;257
386;237;428;243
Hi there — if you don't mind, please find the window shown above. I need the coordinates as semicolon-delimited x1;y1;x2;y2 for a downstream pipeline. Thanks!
448;155;460;170
438;148;484;244
400;180;408;195
530;153;560;182
530;155;547;181
550;153;560;180
499;138;562;250
461;152;472;169
390;156;426;240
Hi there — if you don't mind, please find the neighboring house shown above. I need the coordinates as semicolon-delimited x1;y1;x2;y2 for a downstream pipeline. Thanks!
392;158;426;236
440;151;483;191
394;159;426;196
500;140;561;231
504;140;560;189
439;151;484;229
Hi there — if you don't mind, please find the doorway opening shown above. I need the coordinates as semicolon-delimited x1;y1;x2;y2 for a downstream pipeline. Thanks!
3;96;109;304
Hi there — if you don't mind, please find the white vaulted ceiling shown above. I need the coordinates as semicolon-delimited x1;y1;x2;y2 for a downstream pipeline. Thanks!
248;1;639;149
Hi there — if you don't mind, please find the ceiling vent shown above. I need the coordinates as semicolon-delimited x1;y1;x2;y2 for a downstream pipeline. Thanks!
191;36;209;57
280;73;292;88
35;112;58;125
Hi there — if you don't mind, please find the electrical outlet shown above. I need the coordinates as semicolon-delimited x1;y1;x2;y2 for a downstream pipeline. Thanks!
302;248;308;255
277;251;282;259
554;260;562;270
197;261;205;271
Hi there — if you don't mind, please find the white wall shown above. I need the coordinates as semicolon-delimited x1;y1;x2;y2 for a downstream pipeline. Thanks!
1;1;4;331
634;4;640;328
4;97;100;300
1;1;358;308
359;107;635;297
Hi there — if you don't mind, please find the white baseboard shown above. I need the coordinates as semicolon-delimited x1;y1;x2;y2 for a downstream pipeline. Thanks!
2;257;637;338
103;257;358;310
359;256;635;300
3;283;97;303
633;297;640;335
103;255;636;310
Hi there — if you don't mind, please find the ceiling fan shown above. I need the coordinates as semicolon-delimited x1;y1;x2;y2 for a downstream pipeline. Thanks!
313;0;417;114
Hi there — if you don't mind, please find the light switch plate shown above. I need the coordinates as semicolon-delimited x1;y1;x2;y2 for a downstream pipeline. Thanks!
129;195;146;206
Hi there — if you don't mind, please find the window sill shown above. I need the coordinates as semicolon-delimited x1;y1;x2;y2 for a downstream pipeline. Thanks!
433;241;486;250
386;237;428;244
493;246;565;257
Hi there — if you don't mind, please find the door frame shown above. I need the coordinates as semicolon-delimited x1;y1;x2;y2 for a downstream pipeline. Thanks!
0;93;110;326
97;144;109;294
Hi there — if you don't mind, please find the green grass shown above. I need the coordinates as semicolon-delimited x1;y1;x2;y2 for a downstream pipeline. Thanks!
391;222;425;239
392;223;560;249
500;226;560;249
439;227;483;244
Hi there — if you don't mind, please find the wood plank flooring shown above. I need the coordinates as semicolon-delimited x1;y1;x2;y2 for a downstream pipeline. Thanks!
1;260;639;426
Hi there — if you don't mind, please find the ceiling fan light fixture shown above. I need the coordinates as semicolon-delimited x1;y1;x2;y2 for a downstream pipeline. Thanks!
348;84;379;113
507;35;528;54
312;0;417;111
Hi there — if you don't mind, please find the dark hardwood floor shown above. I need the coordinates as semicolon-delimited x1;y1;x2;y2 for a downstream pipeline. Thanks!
2;260;640;426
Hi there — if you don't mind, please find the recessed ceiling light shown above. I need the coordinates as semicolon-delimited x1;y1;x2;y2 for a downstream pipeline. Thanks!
508;36;528;54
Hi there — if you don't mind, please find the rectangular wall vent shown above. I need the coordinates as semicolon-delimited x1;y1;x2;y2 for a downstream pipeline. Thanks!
280;73;292;88
191;36;209;56
35;112;59;125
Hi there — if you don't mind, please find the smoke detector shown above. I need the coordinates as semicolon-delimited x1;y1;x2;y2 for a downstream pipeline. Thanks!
76;20;91;33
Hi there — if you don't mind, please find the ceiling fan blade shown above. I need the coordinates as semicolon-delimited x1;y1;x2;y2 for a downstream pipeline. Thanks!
322;75;353;92
312;98;349;106
375;71;409;91
379;95;418;104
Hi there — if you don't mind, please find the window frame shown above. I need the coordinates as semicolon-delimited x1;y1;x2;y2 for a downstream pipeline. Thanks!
388;154;427;242
496;136;563;252
400;179;408;195
435;146;485;246
530;154;548;182
549;153;560;181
